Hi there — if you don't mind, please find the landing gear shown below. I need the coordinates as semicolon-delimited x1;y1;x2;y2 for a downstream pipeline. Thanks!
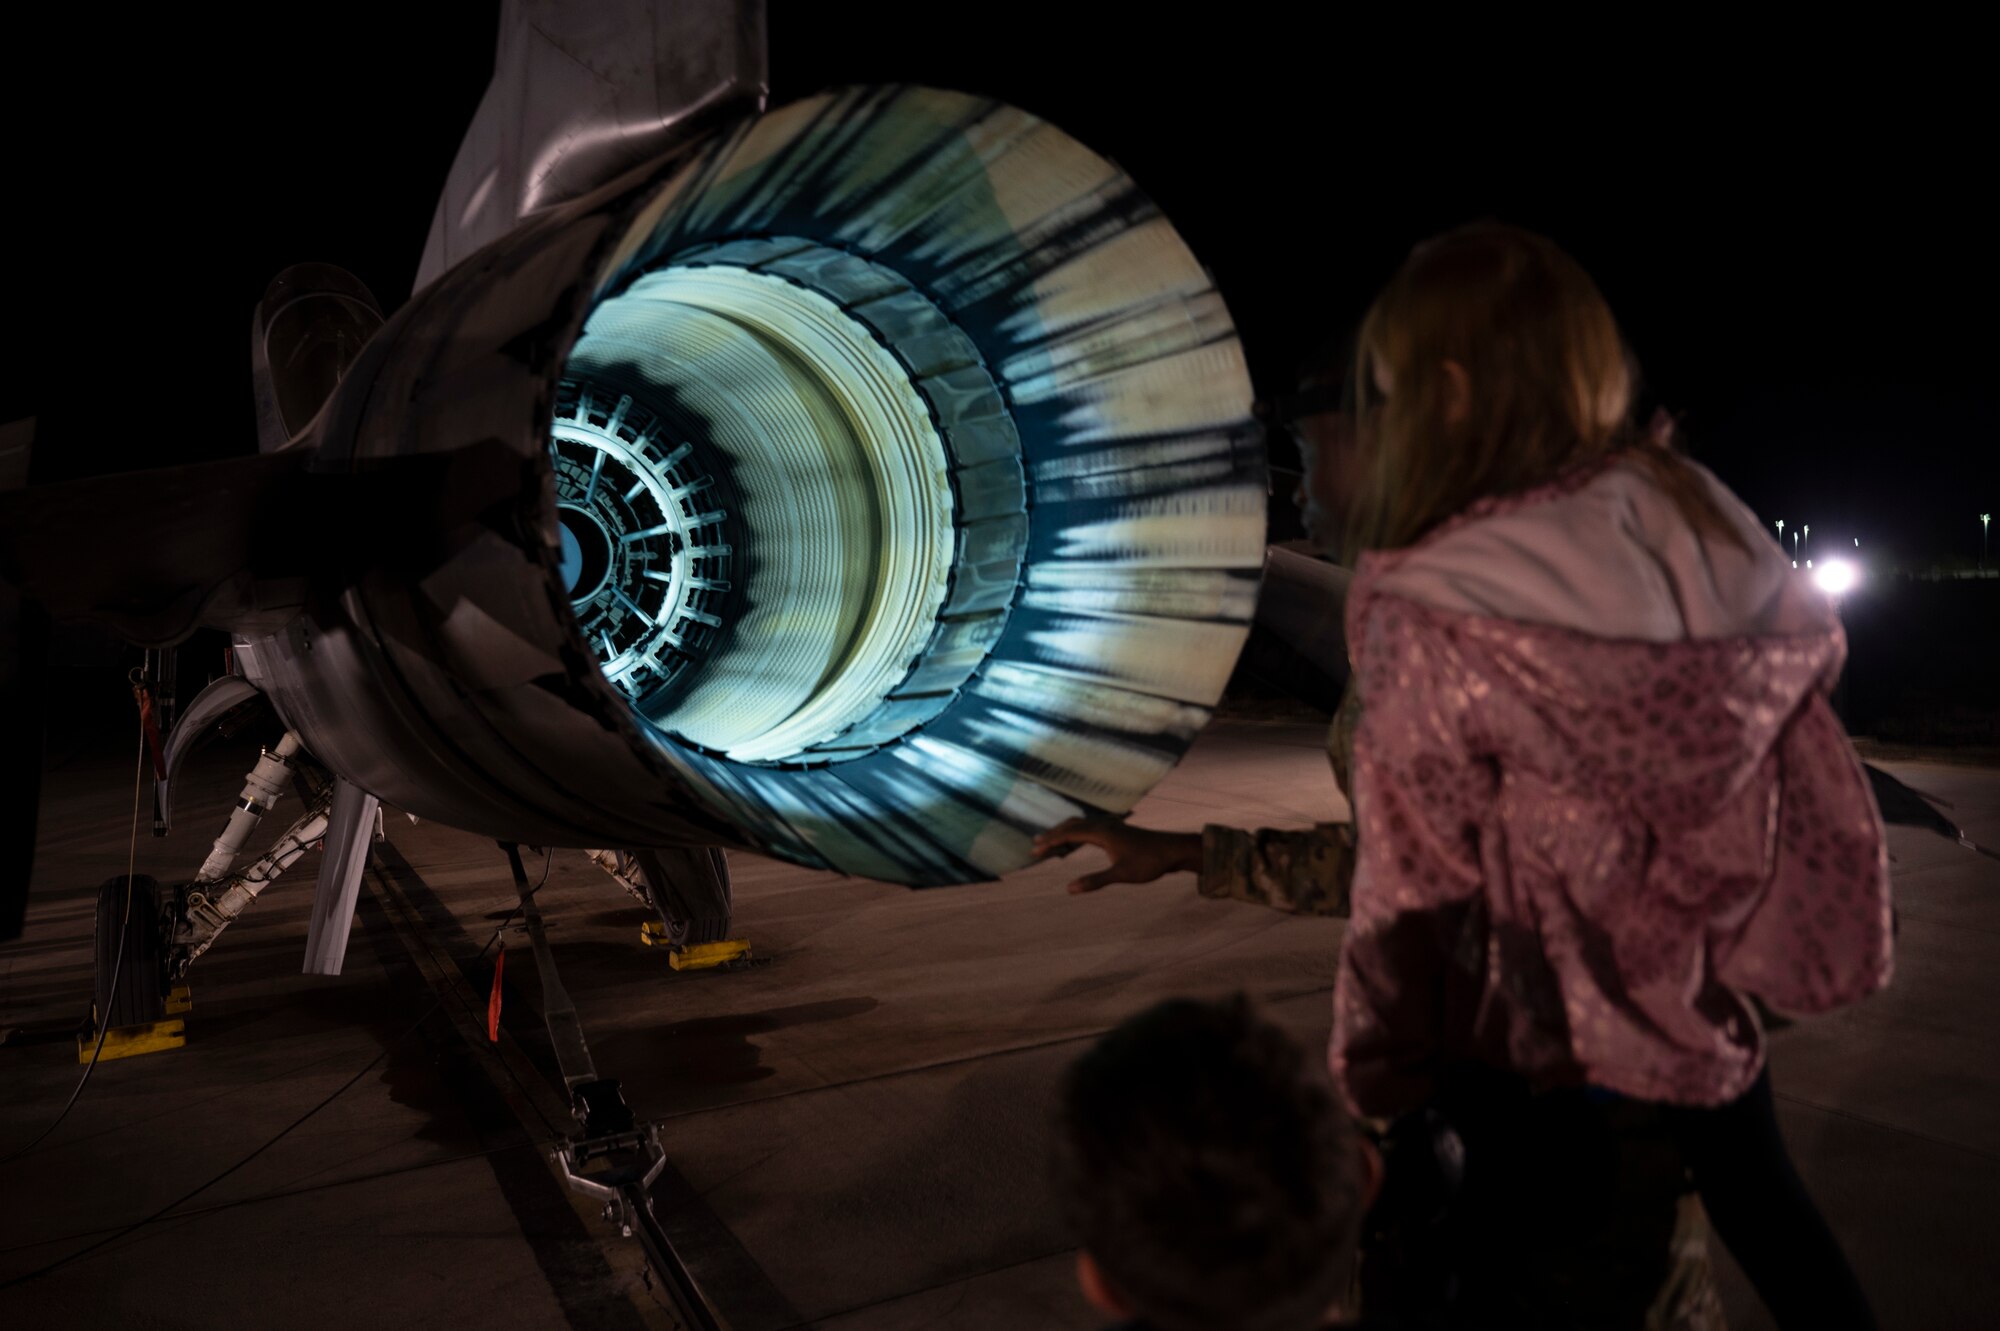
88;727;343;1063
165;732;335;979
585;845;749;968
83;875;184;1061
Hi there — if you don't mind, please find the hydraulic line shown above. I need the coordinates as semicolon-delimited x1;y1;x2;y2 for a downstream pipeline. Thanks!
196;732;303;882
177;792;335;972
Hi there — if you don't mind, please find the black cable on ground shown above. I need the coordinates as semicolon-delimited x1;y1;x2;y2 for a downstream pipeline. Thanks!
0;866;549;1289
0;707;147;1167
0;1137;561;1259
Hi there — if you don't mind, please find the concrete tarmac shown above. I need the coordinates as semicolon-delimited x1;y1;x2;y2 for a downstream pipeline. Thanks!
3;717;1996;1328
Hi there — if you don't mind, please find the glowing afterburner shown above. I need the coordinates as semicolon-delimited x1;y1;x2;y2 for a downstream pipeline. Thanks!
560;255;965;763
545;86;1267;884
551;384;737;711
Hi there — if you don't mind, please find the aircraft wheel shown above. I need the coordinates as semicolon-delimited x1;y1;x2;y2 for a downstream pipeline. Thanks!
632;848;732;946
92;875;167;1031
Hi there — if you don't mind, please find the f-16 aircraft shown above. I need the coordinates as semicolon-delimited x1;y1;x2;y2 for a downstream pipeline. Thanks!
1;0;1981;1023
2;11;1984;1315
1;0;1274;1003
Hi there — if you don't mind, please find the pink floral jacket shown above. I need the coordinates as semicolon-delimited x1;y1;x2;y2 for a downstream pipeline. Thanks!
1330;456;1893;1115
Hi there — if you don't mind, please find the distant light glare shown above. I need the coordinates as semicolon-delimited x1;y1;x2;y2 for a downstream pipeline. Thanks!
1813;557;1858;595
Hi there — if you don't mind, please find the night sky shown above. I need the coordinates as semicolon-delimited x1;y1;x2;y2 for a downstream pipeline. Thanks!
10;6;1994;570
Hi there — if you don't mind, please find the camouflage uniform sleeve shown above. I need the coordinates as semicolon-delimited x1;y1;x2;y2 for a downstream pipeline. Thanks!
1198;822;1355;916
1194;681;1362;917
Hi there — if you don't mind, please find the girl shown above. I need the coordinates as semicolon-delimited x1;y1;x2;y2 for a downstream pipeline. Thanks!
1036;222;1893;1329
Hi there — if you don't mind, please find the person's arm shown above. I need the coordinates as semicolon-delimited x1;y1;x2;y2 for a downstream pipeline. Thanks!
1332;595;1496;1119
1036;686;1364;915
1031;820;1200;893
1031;818;1354;916
1716;688;1893;1012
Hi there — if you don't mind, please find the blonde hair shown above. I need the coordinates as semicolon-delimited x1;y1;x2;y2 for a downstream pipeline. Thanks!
1344;222;1740;558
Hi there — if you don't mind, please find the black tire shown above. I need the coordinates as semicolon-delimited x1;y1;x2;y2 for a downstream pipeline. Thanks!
632;848;732;946
93;875;167;1031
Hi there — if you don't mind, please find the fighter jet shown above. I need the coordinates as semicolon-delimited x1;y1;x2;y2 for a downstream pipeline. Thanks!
0;0;1271;1014
4;0;1975;1046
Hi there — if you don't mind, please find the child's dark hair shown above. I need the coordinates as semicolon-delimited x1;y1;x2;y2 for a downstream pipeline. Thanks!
1052;995;1365;1331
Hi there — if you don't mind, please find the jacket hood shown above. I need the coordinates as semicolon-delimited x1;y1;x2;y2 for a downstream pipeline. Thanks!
1352;456;1848;828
